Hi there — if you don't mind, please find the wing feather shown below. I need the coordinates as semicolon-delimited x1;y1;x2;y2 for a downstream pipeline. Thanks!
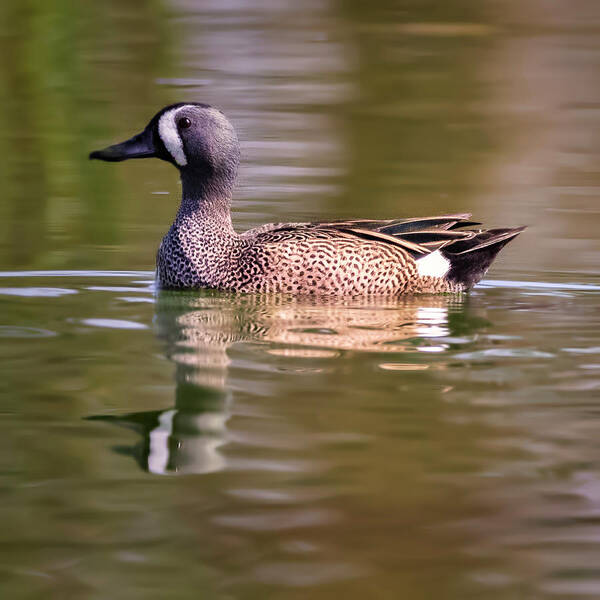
247;214;488;259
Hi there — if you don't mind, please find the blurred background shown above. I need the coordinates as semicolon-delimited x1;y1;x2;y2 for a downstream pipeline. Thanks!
1;0;599;277
1;1;600;599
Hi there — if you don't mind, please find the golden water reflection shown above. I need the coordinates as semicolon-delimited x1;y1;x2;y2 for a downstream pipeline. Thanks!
92;293;477;475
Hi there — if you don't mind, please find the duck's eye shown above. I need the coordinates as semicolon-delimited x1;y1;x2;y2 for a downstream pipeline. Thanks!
178;117;191;130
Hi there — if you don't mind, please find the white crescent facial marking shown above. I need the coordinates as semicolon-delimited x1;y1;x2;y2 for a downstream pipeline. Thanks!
416;250;451;278
158;108;187;166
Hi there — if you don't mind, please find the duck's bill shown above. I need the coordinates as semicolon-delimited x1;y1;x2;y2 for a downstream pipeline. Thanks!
89;128;156;162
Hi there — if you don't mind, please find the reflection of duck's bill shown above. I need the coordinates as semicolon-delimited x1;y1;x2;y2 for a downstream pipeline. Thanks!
88;408;229;476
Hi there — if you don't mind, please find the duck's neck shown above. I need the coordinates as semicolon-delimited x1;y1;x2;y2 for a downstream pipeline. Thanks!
176;169;236;236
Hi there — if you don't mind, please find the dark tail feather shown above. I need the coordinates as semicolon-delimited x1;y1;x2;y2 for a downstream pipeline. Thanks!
442;227;526;289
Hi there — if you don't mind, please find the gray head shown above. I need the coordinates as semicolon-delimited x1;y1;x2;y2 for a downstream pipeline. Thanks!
90;103;240;192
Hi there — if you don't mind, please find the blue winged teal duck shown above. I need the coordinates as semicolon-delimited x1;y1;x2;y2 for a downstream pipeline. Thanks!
90;103;524;295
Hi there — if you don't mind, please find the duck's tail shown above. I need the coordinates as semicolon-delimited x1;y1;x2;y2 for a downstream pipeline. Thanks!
441;227;526;290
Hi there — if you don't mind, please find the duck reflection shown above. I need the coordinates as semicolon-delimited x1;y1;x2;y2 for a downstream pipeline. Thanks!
90;291;478;475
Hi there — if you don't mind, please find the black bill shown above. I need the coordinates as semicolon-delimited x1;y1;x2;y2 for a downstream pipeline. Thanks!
89;127;156;162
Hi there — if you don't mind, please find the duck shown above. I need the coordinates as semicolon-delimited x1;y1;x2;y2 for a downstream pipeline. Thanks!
90;102;524;295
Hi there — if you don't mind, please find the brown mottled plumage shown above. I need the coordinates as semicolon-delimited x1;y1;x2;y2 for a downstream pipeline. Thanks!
90;103;525;295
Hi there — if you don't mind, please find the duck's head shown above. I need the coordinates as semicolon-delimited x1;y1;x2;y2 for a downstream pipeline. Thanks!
90;103;240;180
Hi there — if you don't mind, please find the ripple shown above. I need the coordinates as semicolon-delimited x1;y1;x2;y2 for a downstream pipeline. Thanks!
227;458;313;473
437;336;473;345
253;561;367;586
0;287;77;297
292;327;338;335
213;508;338;531
0;326;56;338
86;286;153;293
280;540;319;554
454;348;555;360
564;347;600;355
266;348;340;358
540;580;600;597
117;296;155;304
226;487;335;504
379;363;430;371
555;380;600;392
396;22;495;36
0;270;154;278
416;345;448;353
479;280;600;293
81;319;148;330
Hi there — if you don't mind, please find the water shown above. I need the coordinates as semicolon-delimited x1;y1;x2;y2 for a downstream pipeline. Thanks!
1;1;600;598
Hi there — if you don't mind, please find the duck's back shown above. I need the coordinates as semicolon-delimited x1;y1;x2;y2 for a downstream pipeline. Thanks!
156;214;524;295
237;227;435;295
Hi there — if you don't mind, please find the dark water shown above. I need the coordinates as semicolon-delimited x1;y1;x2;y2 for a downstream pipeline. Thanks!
1;1;600;598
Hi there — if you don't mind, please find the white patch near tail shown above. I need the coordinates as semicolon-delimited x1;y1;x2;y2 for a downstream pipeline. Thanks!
158;108;187;166
416;250;451;278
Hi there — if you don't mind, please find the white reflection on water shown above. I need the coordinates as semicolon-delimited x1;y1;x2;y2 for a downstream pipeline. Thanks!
147;409;176;474
81;318;148;330
0;287;78;297
146;409;228;475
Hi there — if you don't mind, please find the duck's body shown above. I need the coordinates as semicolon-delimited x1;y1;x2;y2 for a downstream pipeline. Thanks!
91;103;524;295
157;211;523;295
